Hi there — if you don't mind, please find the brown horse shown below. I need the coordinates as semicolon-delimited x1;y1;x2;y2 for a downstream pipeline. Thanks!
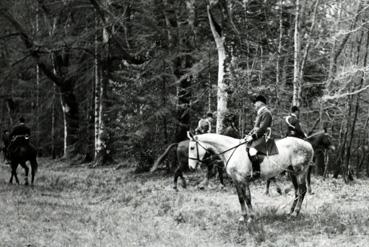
265;131;335;195
150;140;224;190
188;133;314;222
7;136;38;185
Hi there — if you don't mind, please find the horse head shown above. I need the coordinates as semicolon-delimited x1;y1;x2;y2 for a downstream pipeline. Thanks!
321;133;335;151
187;131;208;170
306;132;335;151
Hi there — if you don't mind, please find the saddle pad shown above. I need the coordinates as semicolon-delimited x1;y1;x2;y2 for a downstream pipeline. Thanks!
248;137;279;155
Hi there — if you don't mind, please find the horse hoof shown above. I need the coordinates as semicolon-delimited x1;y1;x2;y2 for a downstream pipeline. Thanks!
198;185;205;190
247;217;253;224
277;188;282;195
238;216;246;223
289;211;299;218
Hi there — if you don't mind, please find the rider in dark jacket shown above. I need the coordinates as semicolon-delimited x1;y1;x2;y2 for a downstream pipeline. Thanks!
7;117;32;158
10;117;31;139
245;95;273;179
285;106;306;139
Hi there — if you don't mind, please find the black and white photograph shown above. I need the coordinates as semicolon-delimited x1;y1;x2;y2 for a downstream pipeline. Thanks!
0;0;368;246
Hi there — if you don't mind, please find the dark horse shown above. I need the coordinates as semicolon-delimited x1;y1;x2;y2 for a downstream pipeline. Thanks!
266;131;335;195
6;136;38;185
150;140;224;190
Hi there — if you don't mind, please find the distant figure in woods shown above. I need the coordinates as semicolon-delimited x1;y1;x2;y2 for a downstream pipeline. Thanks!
7;117;32;154
195;112;214;134
2;130;10;161
221;114;239;138
6;117;38;185
285;106;306;139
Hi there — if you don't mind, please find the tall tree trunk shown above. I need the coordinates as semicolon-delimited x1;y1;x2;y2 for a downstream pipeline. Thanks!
51;84;56;159
35;5;40;149
207;5;228;134
345;30;368;180
292;0;301;106
60;84;79;158
275;0;283;103
94;12;104;160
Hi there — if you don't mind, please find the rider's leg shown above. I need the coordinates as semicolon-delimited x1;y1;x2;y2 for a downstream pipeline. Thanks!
249;147;261;179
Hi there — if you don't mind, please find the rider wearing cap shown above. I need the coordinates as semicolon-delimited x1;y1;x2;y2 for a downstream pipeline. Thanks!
285;106;306;139
10;117;31;139
244;95;273;179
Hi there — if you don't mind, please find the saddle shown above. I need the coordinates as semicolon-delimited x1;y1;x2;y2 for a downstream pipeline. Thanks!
246;130;279;180
247;128;279;156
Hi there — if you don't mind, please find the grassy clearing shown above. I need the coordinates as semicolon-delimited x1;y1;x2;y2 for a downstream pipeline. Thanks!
0;159;369;247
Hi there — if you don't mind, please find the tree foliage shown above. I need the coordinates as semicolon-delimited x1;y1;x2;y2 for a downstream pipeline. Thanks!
0;0;369;178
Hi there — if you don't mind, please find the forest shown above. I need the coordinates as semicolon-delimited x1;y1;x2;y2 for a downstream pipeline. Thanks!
0;0;369;181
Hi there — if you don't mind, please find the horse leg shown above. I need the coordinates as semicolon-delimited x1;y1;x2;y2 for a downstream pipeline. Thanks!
198;163;212;190
265;177;273;195
216;161;225;188
20;162;29;185
293;173;307;217
243;182;255;222
30;158;38;185
289;172;299;215
235;182;247;222
307;165;313;194
9;162;19;184
173;166;181;191
179;169;187;189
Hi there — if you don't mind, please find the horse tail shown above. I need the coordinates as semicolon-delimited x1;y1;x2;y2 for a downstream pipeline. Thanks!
150;143;179;173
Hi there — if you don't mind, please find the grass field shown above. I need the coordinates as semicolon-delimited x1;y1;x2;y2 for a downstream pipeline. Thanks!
0;158;369;247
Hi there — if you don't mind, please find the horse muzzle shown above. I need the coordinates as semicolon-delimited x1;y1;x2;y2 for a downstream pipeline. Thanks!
188;157;200;171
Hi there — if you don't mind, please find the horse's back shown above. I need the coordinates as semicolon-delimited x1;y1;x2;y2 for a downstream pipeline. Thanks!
276;137;314;165
9;142;37;162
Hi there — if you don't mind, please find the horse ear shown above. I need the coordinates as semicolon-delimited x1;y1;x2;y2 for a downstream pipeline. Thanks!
187;131;194;140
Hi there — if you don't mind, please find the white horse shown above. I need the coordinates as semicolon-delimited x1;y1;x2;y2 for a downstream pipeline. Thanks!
187;132;314;223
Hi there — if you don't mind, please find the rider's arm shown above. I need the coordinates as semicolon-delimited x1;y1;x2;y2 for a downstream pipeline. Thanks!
206;120;211;133
195;119;202;132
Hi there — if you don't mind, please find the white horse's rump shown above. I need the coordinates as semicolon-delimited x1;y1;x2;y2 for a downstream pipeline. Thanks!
188;133;314;222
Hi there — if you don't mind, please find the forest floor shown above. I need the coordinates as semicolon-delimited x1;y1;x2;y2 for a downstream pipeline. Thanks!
0;158;369;247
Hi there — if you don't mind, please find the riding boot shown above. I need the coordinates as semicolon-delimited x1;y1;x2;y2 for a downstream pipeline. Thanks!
250;154;261;180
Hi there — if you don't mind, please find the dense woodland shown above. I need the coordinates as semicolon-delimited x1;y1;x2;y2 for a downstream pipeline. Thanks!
0;0;368;181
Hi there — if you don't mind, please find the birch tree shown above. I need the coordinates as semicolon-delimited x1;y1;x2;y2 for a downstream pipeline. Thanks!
207;3;228;133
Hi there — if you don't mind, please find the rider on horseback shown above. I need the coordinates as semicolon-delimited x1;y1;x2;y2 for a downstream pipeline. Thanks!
195;112;214;134
7;117;31;157
2;130;10;162
285;106;306;139
244;95;275;180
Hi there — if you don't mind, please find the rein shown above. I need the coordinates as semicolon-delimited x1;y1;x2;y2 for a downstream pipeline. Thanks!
189;138;247;167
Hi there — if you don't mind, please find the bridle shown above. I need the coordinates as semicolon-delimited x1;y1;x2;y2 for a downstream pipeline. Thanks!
188;137;247;168
188;139;208;164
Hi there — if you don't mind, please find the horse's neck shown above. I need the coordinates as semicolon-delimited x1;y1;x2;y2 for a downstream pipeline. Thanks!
306;134;323;149
199;134;239;157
